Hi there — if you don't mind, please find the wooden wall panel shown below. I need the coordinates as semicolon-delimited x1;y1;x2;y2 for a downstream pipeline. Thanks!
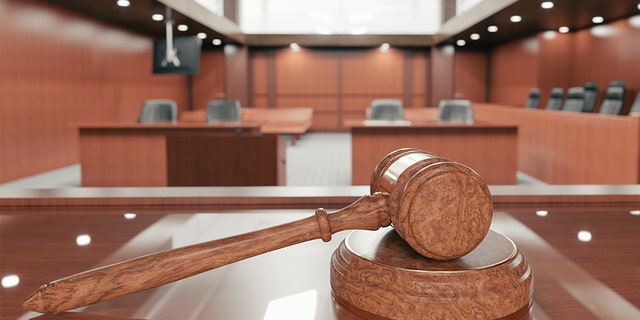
454;50;488;102
192;50;226;110
0;0;189;183
275;49;340;95
275;97;339;111
341;49;405;95
430;45;455;106
251;51;270;96
488;36;539;106
224;45;249;106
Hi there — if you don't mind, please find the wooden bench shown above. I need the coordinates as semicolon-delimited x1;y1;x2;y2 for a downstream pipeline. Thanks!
180;107;313;145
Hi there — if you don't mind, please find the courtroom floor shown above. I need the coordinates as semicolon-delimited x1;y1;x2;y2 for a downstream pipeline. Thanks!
0;132;544;188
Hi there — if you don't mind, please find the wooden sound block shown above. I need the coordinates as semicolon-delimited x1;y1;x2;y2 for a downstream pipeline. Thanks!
330;229;533;320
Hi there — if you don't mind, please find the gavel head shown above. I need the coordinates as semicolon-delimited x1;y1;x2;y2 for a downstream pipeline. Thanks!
370;148;493;260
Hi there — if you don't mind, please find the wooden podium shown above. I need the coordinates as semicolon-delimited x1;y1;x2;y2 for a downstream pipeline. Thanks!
331;229;533;320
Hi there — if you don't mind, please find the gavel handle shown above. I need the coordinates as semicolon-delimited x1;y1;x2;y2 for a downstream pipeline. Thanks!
23;193;391;314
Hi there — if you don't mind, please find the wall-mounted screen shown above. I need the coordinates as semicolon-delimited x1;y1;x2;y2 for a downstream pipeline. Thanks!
152;36;201;75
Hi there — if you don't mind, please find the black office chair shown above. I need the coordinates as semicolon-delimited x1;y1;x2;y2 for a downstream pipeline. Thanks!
524;88;541;109
561;87;587;112
369;99;404;121
598;86;625;115
438;99;474;124
138;99;178;123
545;88;564;110
205;100;241;123
582;81;598;112
630;91;640;114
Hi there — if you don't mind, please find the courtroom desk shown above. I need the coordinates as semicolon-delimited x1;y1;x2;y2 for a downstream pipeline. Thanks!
1;186;639;320
346;120;518;185
78;123;285;187
472;103;640;184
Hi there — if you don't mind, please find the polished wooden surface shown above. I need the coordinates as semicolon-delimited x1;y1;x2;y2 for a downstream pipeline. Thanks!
347;120;518;185
1;187;639;319
78;123;286;187
474;104;640;184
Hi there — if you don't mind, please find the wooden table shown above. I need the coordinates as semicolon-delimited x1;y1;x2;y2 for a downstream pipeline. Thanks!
78;123;285;187
2;186;639;319
346;120;518;185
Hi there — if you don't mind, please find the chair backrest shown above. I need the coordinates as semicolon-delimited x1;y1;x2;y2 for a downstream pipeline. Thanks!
138;99;178;123
630;91;640;114
598;86;625;115
561;87;587;112
438;99;474;124
206;100;241;123
524;88;541;109
582;81;598;112
545;88;564;110
369;99;404;121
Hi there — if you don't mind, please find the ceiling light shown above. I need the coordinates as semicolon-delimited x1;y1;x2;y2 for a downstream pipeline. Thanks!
510;15;522;23
177;24;188;31
197;32;207;39
456;39;466;46
212;39;222;46
152;14;164;21
380;43;390;52
76;234;91;246
116;0;130;7
541;1;554;9
558;26;570;33
638;4;640;10
592;16;604;24
487;25;498;33
470;33;480;40
123;213;137;220
290;43;301;52
631;210;640;215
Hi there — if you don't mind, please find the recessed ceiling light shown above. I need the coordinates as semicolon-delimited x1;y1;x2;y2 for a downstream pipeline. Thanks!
577;230;592;242
379;43;390;52
510;15;522;23
630;209;640;215
470;33;480;40
559;26;570;33
541;1;554;9
290;43;301;52
116;0;130;7
592;16;604;24
456;39;466;46
536;210;548;217
197;32;207;39
152;14;164;21
212;39;222;45
177;24;188;31
487;25;498;33
1;275;20;288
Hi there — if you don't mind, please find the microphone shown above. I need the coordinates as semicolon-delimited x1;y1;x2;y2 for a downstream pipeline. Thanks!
23;148;492;314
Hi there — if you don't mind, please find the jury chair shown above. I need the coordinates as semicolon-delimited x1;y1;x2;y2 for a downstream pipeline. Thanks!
582;82;598;113
524;88;541;109
205;100;241;123
369;99;404;121
545;88;564;110
138;99;178;123
438;99;474;124
561;87;587;112
598;86;625;115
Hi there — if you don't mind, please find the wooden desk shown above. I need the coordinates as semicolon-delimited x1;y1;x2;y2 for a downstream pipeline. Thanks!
78;123;285;187
473;103;640;184
1;186;639;319
347;120;518;185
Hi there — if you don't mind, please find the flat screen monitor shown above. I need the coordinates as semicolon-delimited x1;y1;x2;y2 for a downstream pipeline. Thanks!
153;35;201;75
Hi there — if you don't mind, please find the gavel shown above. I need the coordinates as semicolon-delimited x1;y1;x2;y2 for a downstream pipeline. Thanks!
23;148;493;314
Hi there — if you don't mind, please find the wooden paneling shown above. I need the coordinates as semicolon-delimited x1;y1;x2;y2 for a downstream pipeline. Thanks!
430;45;455;106
488;36;539;106
192;50;226;110
454;50;488;102
275;49;340;95
341;49;405;95
0;0;189;183
224;45;250;106
475;104;640;184
349;122;518;185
